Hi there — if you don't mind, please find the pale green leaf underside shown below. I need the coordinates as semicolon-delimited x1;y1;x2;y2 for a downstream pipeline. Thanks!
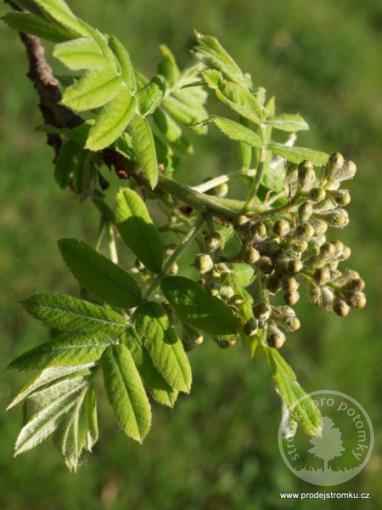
127;115;159;189
102;344;151;442
58;238;142;308
134;302;192;394
208;117;263;148
265;113;309;132
34;0;90;37
269;143;328;166
54;37;108;70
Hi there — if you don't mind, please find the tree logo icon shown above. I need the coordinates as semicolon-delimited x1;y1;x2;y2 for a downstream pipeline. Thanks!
278;390;374;486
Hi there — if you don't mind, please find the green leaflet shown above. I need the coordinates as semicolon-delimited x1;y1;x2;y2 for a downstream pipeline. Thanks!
14;376;88;456
102;344;151;443
269;143;328;166
193;31;248;87
266;347;322;436
54;384;98;472
62;65;123;112
265;114;309;132
226;263;254;288
7;364;94;410
85;87;136;151
134;302;192;394
162;96;206;126
53;37;108;70
127;115;159;188
8;331;113;371
208;117;263;149
54;139;80;188
203;69;262;124
238;117;253;172
115;188;163;273
34;0;90;38
137;76;165;117
3;12;77;43
161;276;241;335
158;45;180;86
153;109;183;143
108;35;137;92
22;294;126;334
58;238;142;308
126;332;178;408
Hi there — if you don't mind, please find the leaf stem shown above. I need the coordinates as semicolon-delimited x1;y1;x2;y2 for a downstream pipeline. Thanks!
106;223;119;264
144;215;205;300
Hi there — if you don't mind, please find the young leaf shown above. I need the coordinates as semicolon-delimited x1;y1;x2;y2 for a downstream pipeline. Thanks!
22;294;126;334
203;70;262;124
208;117;263;149
3;12;76;42
8;331;113;371
14;376;88;456
127;115;159;188
58;238;142;308
53;37;108;70
85;87;136;151
162;96;206;126
193;31;248;87
108;35;137;92
102;344;151;443
134;302;192;394
126;332;178;408
115;188;163;273
226;263;254;288
7;364;94;410
137;76;165;117
269;143;328;166
265;114;309;132
266;347;322;436
158;45;180;86
153;109;183;143
62;66;123;112
34;0;90;38
161;276;241;335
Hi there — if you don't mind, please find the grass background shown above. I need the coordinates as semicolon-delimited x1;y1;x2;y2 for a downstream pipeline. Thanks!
0;0;381;508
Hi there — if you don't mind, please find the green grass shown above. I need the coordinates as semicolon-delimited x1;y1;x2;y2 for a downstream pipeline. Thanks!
0;0;381;508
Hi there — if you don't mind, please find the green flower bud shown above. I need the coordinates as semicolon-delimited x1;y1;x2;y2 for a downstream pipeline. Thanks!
298;201;314;222
214;336;237;348
283;290;300;306
215;262;230;276
251;222;268;239
296;223;315;240
309;187;327;203
298;160;316;192
220;285;235;299
320;209;349;228
325;152;345;181
267;324;286;349
257;256;274;274
168;262;179;275
321;287;335;310
346;292;367;310
310;218;328;235
287;258;303;275
333;298;350;317
235;214;250;227
320;242;336;259
338;246;352;261
328;189;351;207
243;318;259;336
194;253;214;274
291;239;309;253
310;285;322;306
210;288;220;297
205;232;222;253
273;219;290;237
211;182;229;197
345;277;365;292
230;294;245;306
334;160;357;182
282;276;299;292
272;306;301;332
253;302;272;321
165;244;176;256
244;246;261;264
314;266;331;285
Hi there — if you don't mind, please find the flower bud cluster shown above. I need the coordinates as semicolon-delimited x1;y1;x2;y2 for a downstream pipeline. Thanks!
192;153;365;350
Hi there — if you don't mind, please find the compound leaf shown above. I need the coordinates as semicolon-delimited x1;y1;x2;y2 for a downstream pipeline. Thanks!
102;344;151;443
115;188;163;273
161;276;241;335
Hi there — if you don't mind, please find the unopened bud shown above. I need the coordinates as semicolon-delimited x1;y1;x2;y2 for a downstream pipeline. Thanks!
291;239;309;253
310;218;328;235
328;189;351;207
235;214;250;227
273;219;290;237
253;302;272;321
282;276;299;292
314;266;331;285
215;336;237;348
298;201;314;222
335;160;357;182
257;256;273;274
283;290;300;306
220;285;235;300
296;223;315;240
345;278;365;292
244;246;261;264
243;318;259;337
252;222;267;239
211;182;229;197
168;262;179;275
320;242;336;259
287;258;303;275
333;298;350;317
346;292;367;310
309;187;326;203
267;324;286;349
298;160;316;192
205;232;222;253
321;209;349;228
194;253;214;274
326;152;345;181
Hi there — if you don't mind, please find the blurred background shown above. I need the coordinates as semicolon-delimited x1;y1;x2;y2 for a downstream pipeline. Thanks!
0;0;381;508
